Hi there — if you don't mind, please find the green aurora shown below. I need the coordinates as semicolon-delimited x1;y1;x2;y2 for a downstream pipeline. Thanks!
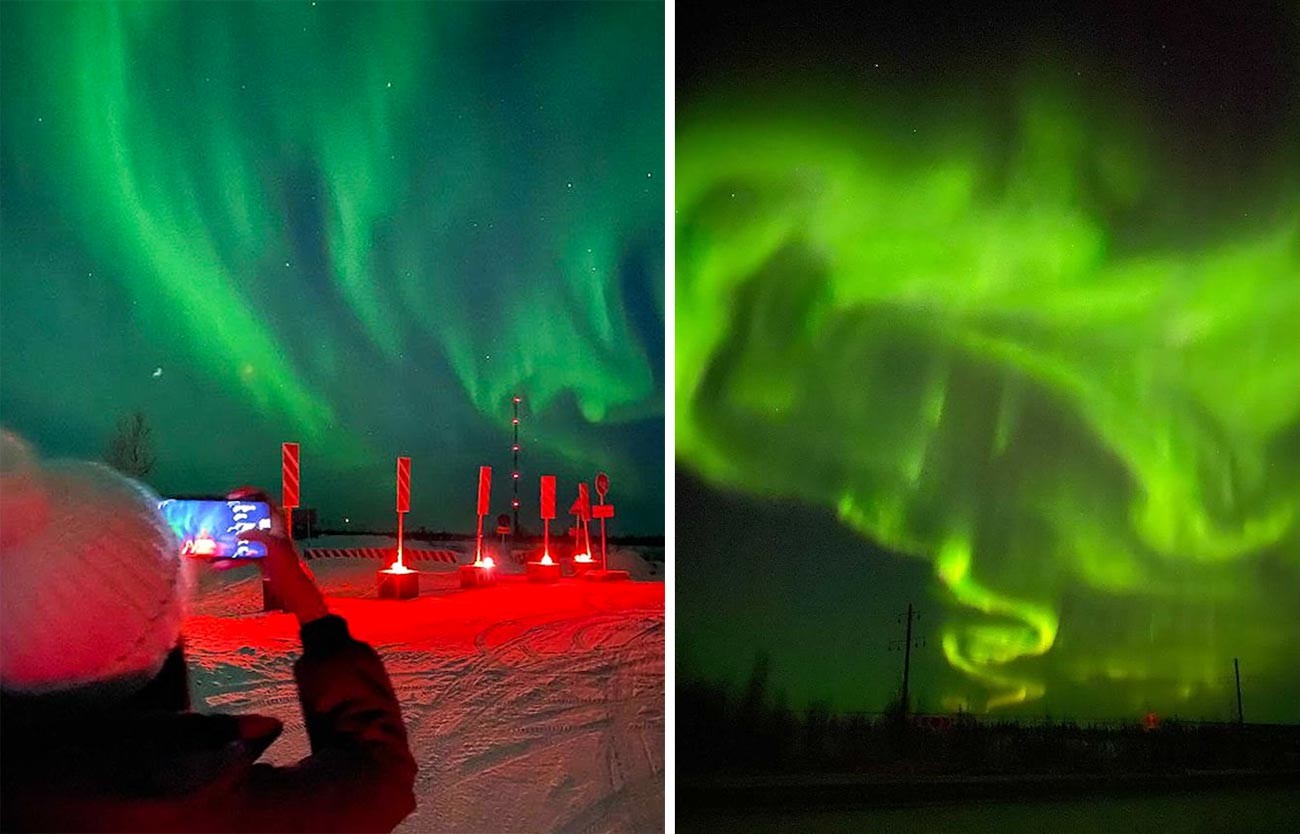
1;2;664;528
676;72;1300;714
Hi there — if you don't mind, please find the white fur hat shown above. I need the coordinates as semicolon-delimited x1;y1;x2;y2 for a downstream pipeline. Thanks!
0;429;187;696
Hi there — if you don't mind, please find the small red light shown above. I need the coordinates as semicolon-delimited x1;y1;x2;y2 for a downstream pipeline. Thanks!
481;556;495;569
513;396;521;403
512;418;519;424
512;472;520;479
540;553;554;566
512;499;520;507
512;444;520;452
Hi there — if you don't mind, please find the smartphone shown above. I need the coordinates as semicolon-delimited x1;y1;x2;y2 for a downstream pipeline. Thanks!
158;498;272;559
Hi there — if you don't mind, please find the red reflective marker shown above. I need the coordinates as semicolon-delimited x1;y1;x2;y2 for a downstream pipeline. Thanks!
396;456;411;513
539;475;557;560
281;442;300;509
477;466;492;517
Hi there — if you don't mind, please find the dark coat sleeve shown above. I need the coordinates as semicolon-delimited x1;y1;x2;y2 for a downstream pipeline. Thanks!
220;615;418;833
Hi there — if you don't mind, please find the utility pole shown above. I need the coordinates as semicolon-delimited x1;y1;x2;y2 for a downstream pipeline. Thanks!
1234;657;1244;726
889;603;924;717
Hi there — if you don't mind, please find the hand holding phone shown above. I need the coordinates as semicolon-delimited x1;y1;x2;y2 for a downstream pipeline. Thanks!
224;487;329;625
158;499;272;559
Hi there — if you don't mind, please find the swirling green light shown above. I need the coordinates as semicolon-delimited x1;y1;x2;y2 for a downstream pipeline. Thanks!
677;77;1300;712
1;2;664;525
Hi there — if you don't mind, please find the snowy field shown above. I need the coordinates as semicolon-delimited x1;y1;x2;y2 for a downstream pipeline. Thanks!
181;541;664;833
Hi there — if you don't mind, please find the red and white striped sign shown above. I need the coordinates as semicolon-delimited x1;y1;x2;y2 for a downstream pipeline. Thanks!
396;456;411;513
282;442;300;509
540;475;556;520
477;466;491;517
569;482;591;521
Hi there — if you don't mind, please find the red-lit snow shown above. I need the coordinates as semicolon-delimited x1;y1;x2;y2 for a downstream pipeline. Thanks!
182;544;664;833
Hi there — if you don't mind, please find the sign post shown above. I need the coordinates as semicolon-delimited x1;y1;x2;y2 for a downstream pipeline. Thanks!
527;474;561;582
584;472;626;582
496;513;511;554
395;456;411;569
281;442;299;539
268;442;301;611
593;472;614;572
569;483;594;575
476;466;491;561
461;466;497;588
378;456;418;599
540;475;556;560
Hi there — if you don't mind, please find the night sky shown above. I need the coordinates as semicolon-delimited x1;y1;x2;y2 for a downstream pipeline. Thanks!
677;1;1300;720
1;2;664;532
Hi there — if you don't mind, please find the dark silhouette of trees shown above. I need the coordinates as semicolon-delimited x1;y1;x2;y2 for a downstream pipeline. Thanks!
677;655;1300;779
105;411;155;479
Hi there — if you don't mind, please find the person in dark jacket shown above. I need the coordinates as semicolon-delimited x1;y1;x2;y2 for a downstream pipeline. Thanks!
0;433;416;832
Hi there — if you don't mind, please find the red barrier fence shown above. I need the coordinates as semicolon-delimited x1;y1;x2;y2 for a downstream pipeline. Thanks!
303;547;459;564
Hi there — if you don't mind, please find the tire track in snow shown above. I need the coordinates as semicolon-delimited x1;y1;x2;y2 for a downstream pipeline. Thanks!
398;608;662;832
185;558;663;832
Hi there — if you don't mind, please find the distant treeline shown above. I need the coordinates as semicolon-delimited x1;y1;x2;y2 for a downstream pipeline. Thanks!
679;656;1300;779
306;527;665;547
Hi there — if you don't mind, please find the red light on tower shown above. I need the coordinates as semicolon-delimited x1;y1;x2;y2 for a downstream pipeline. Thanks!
509;395;522;534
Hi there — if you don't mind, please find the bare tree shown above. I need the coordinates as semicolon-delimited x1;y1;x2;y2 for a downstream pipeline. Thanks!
105;411;156;479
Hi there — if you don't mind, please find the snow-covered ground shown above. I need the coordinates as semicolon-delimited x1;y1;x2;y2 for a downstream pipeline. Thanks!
181;546;664;833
